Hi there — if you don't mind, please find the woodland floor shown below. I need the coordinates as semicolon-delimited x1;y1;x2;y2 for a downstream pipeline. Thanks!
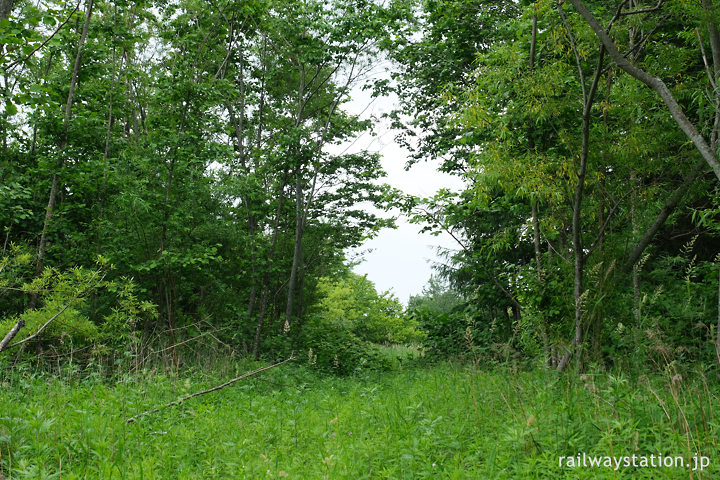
1;358;719;479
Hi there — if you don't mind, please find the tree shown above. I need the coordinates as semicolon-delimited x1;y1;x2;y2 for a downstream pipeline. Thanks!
390;0;719;371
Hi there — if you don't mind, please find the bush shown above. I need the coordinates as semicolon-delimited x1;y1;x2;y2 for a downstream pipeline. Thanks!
0;252;156;365
299;314;391;374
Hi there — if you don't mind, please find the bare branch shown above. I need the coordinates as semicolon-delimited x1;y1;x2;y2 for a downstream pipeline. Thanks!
696;28;718;90
624;159;707;271
619;0;665;16
126;356;295;423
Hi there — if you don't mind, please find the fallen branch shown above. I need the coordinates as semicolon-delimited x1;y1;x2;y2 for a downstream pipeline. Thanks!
126;355;295;423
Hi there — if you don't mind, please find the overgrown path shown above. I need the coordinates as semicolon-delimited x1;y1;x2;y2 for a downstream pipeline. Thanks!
0;362;718;478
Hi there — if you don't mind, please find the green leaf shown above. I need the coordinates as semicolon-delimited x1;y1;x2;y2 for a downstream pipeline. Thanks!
5;101;17;116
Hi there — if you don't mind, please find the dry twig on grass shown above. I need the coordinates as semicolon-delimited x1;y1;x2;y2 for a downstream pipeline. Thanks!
126;355;294;423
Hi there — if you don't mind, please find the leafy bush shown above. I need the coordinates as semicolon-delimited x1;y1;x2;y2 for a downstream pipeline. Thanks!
0;251;156;364
299;315;391;374
411;308;466;359
312;273;423;345
0;301;99;355
297;273;419;374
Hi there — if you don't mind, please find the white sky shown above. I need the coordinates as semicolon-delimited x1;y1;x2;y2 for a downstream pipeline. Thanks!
332;71;464;305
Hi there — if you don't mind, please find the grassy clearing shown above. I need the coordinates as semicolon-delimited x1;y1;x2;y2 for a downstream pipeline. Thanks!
1;361;719;479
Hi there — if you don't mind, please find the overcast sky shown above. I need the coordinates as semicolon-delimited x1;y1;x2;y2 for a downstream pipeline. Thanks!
333;73;464;305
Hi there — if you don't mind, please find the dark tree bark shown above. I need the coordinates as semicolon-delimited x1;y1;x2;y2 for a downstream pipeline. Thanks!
284;169;305;331
0;0;13;22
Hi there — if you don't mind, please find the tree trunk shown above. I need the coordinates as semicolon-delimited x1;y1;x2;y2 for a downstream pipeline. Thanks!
532;199;552;366
528;10;553;367
226;50;259;320
556;25;605;371
630;171;641;324
624;160;706;271
284;170;305;332
252;169;289;359
97;6;121;257
0;0;13;22
31;0;94;308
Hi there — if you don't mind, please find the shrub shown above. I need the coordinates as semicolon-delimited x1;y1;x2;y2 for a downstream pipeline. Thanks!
299;314;391;374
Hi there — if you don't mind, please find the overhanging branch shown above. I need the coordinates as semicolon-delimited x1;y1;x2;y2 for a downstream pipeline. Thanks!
566;0;720;182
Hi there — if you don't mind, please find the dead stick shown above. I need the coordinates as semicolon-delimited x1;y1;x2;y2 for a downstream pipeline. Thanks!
126;356;294;423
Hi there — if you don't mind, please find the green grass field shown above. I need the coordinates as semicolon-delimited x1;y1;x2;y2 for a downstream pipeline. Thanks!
1;360;719;479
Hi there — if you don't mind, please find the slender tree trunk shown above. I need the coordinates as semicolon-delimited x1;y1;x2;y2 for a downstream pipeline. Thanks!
31;0;94;308
1;75;7;156
565;157;587;373
284;170;305;331
703;0;720;82
630;171;642;324
531;201;542;276
531;199;552;365
252;169;289;359
556;23;605;371
624;159;706;270
281;58;309;336
528;9;552;366
0;0;13;22
529;13;541;280
226;54;258;320
97;6;121;257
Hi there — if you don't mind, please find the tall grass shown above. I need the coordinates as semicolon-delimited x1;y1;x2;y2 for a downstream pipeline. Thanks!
0;360;718;478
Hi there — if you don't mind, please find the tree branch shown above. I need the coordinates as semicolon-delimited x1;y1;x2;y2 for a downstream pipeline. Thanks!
618;0;665;16
126;356;295;423
3;0;82;72
696;28;717;90
624;159;707;271
566;0;720;182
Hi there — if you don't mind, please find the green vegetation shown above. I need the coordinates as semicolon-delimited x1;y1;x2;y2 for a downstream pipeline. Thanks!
1;0;718;372
2;0;720;477
391;0;720;373
1;362;718;479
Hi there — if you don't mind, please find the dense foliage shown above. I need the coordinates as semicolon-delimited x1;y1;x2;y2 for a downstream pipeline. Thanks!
392;0;720;373
3;1;720;478
0;0;415;368
0;0;719;378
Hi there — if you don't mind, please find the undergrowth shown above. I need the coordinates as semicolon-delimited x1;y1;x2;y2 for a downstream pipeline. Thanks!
0;361;719;478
